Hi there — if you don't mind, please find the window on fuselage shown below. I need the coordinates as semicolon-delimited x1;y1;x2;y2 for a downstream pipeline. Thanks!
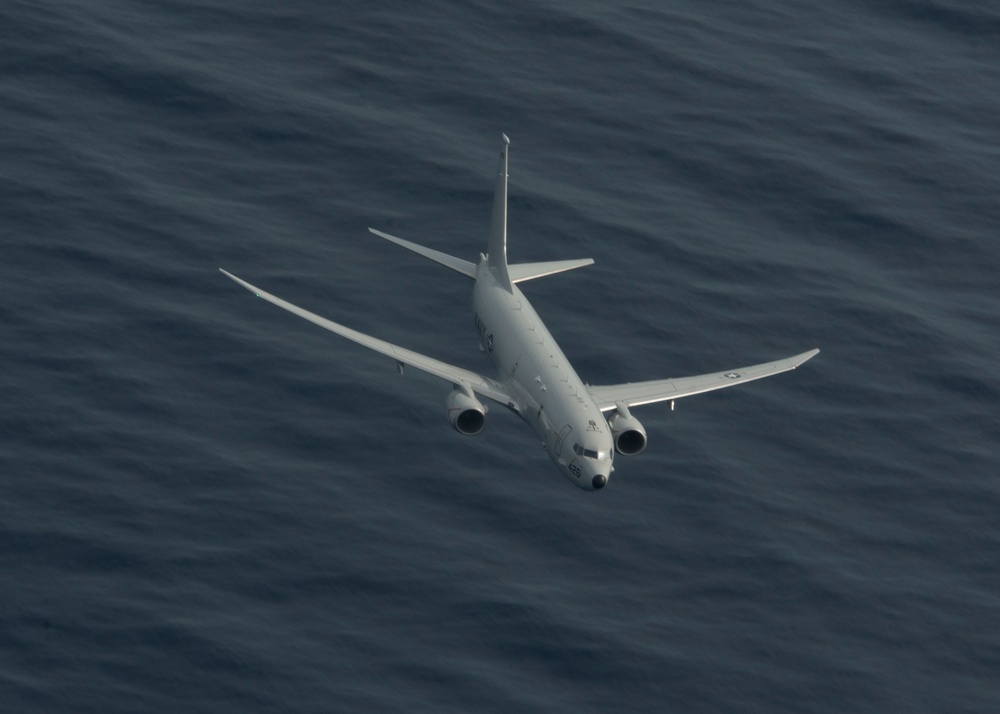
574;443;610;460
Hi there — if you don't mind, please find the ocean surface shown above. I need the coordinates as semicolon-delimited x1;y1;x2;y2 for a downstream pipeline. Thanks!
2;1;998;711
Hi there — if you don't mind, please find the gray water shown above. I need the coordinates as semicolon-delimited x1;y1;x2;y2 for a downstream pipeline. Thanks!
2;1;999;711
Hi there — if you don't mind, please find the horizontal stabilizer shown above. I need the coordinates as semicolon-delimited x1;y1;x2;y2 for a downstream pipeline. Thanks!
369;228;476;279
509;258;594;283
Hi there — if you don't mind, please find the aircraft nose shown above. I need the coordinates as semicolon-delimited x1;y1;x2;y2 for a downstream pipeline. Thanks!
592;473;607;490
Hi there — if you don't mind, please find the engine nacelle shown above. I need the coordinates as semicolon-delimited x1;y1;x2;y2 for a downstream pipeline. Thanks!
608;404;647;455
446;386;487;435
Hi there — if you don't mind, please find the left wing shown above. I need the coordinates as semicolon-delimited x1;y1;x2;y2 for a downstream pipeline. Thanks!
219;269;518;409
588;348;819;411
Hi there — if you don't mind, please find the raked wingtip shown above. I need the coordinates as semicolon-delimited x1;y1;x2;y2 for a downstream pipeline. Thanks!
797;348;821;366
219;269;259;296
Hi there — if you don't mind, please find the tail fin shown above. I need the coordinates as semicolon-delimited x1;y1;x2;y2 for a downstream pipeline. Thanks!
488;133;513;291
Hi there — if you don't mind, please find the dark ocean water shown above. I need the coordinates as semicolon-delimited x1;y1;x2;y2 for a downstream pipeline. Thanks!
2;1;999;711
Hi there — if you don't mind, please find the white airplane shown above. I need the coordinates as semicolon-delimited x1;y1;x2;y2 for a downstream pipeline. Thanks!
221;134;818;491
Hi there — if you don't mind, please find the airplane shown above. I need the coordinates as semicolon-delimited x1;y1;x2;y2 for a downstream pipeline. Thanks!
221;134;818;492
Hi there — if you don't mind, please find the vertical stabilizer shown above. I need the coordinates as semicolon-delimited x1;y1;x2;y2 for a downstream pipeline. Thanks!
488;133;513;291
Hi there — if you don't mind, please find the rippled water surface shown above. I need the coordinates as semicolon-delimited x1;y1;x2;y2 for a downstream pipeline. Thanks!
2;1;999;711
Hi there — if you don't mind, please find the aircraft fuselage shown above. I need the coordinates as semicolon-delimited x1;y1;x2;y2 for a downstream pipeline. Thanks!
473;256;614;490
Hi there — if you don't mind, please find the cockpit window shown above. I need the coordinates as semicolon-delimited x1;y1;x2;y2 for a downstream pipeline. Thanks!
574;443;611;460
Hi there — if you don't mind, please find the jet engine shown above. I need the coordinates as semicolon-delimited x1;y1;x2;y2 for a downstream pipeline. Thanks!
608;403;647;455
446;386;487;435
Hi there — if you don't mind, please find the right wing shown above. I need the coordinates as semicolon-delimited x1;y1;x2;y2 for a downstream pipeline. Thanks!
219;269;518;410
588;348;819;411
